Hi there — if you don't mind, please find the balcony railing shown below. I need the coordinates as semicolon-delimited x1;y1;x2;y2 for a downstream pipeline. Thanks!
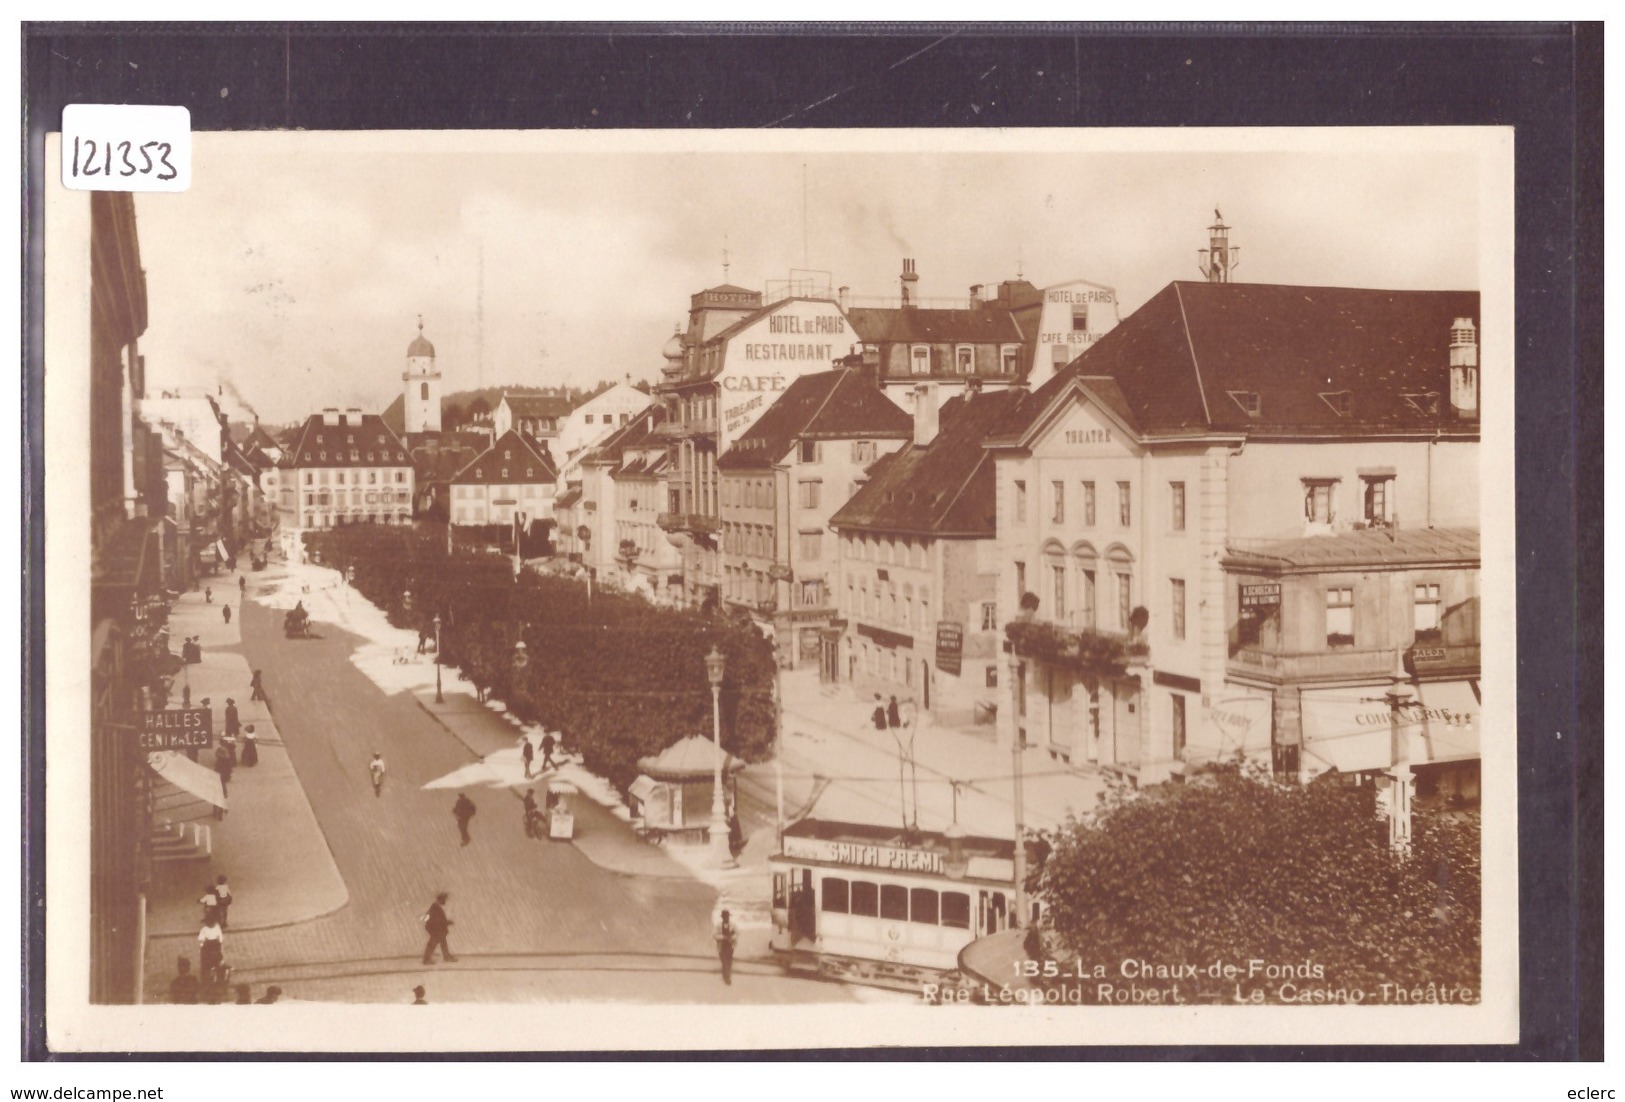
656;511;686;532
689;513;721;534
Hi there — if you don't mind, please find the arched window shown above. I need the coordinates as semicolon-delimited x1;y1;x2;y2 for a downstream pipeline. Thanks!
1106;544;1135;630
1042;539;1068;621
1073;542;1099;629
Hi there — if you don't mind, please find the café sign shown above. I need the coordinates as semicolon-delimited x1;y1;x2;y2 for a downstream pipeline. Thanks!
783;835;943;874
137;708;213;750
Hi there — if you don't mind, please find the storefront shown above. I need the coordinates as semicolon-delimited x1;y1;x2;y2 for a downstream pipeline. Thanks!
1299;679;1480;800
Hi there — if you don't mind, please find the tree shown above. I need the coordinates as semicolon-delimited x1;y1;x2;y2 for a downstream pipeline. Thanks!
1032;763;1480;1003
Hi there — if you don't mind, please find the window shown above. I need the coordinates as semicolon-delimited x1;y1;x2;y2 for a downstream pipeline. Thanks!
822;877;850;913
621;413;630;424
584;414;594;425
1363;476;1394;526
851;440;876;465
911;345;931;375
880;884;909;921
1172;694;1187;757
1000;345;1020;374
985;666;999;689
910;887;939;925
1319;390;1353;417
955;346;974;374
1171;578;1186;640
1170;482;1185;531
368;471;378;484
1326;587;1355;647
1071;304;1089;332
336;471;346;485
850;881;879;917
1414;583;1442;643
1052;564;1066;618
1015;562;1026;603
1081;568;1097;628
1304;479;1337;525
1014;480;1027;523
1117;572;1132;630
981;601;998;631
304;472;313;485
1052;480;1065;524
420;382;429;401
799;531;821;561
1117;481;1131;527
1083;481;1096;526
798;579;824;607
798;481;820;509
395;472;405;484
1228;390;1262;417
800;440;819;464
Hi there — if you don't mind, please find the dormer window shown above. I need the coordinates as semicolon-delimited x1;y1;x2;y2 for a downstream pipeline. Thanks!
911;345;931;375
1402;392;1442;416
1319;391;1353;417
1000;345;1020;374
955;346;974;374
1228;391;1261;418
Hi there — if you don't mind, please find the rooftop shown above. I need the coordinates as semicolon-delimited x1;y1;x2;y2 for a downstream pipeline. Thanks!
451;430;558;485
1225;526;1480;569
718;369;912;471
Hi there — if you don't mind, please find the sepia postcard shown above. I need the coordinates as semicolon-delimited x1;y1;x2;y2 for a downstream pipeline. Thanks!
43;125;1517;1052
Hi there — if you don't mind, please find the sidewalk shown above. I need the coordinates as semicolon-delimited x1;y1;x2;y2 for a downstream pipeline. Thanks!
774;667;1107;842
145;567;348;953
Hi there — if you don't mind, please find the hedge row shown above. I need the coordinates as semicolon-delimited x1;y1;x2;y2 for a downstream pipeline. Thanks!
305;526;775;792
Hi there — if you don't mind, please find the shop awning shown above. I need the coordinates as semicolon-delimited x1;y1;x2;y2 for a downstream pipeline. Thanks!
1185;686;1274;766
146;751;227;810
1301;680;1480;775
628;775;662;805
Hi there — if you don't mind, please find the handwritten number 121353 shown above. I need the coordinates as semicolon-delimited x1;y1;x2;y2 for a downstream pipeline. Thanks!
70;137;177;181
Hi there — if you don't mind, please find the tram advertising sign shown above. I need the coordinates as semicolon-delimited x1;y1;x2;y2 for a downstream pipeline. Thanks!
783;835;943;875
137;708;213;750
935;621;964;676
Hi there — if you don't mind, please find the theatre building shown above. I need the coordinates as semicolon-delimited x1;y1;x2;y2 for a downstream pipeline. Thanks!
988;278;1480;788
656;281;856;609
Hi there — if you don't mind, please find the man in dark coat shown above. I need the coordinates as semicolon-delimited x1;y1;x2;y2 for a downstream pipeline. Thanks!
715;909;738;986
168;957;200;1004
222;604;232;625
453;793;476;846
887;695;902;729
213;744;234;818
540;733;558;771
421;892;457;964
872;695;887;731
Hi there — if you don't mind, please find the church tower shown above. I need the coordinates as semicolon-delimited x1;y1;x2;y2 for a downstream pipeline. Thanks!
403;316;442;434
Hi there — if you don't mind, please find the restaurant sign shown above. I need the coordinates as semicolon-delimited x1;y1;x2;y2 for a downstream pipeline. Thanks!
783;835;943;874
137;707;213;750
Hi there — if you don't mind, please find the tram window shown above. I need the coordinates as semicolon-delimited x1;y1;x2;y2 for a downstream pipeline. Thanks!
941;891;972;929
772;874;786;909
851;881;879;917
822;877;850;914
910;888;939;926
881;884;909;921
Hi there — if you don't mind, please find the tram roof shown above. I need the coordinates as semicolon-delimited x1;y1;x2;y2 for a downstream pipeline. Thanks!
783;817;1016;861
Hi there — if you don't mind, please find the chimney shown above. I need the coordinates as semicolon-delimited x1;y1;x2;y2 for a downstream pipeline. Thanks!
837;285;849;308
344;407;363;426
969;284;983;304
1448;317;1479;418
900;259;919;308
913;383;939;447
322;408;340;426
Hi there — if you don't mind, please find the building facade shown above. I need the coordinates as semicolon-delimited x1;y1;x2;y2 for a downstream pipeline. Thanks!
987;280;1481;788
718;368;912;668
282;408;415;529
449;429;558;528
830;386;1027;725
402;320;442;435
493;392;572;444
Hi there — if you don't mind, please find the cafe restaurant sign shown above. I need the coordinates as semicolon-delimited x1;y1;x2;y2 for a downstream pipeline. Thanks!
783;835;943;874
137;707;213;750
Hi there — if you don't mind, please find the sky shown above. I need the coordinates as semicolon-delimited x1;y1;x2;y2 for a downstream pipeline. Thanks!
126;130;1489;425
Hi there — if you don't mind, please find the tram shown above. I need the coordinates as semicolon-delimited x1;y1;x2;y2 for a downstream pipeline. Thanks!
769;817;1022;993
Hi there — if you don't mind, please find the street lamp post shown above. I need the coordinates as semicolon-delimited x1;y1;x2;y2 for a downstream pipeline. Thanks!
1009;652;1028;929
1383;652;1418;852
705;645;734;869
433;613;444;704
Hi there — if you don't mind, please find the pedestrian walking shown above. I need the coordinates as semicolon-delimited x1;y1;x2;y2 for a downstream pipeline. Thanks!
213;744;234;818
521;736;535;779
369;752;386;798
416;627;429;655
540;733;558;771
522;788;539;839
453;793;476;845
411;985;428;1005
239;574;246;596
222;604;232;625
420;892;457;964
887;695;901;729
197;918;226;984
168;957;200;1004
240;726;259;767
200;882;220;924
224;698;241;742
715;909;738;986
214;874;233;929
249;669;267;703
872;695;887;731
205;587;213;604
729;807;744;858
